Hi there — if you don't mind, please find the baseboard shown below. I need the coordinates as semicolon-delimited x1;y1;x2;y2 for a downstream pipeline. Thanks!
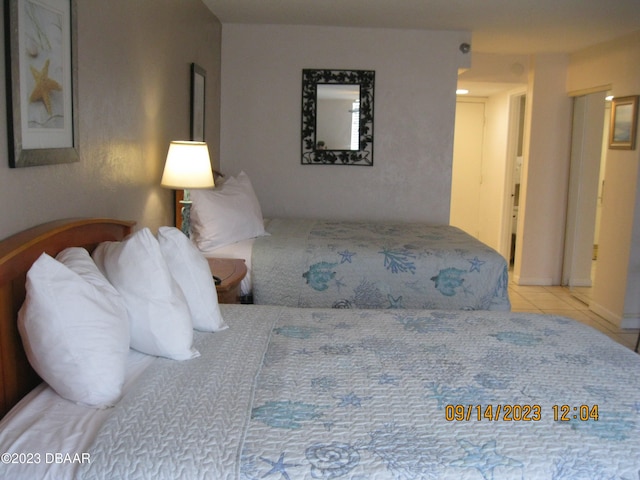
586;300;640;329
588;301;622;328
621;315;640;330
568;277;592;288
511;275;554;286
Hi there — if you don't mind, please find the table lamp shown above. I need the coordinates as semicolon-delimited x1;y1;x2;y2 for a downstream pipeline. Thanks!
160;141;215;237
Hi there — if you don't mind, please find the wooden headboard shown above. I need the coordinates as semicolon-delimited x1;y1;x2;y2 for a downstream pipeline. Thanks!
0;218;134;418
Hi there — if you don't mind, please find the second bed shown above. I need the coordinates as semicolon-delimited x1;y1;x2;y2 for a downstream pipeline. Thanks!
190;173;510;311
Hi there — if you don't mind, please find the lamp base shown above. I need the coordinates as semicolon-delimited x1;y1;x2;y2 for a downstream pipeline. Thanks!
180;189;192;237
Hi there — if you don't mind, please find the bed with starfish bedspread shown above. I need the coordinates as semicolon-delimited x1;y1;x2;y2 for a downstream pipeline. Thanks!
188;172;510;311
251;219;511;311
3;304;639;479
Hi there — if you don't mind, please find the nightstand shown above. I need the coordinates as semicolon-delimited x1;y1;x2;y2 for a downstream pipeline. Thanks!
206;258;247;304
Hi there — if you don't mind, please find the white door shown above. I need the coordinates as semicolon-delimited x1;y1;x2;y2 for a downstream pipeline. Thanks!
562;92;606;287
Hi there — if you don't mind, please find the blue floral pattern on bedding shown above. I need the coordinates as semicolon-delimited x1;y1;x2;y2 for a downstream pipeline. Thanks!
236;308;640;479
78;306;640;480
252;219;511;310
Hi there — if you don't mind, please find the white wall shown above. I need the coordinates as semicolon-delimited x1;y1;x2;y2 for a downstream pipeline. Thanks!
455;55;574;288
220;24;470;223
514;54;573;286
451;99;484;238
454;52;578;281
0;0;221;239
452;37;640;328
567;31;640;328
479;90;512;252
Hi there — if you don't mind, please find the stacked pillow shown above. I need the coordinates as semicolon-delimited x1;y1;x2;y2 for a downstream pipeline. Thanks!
18;248;130;408
92;228;200;361
190;171;268;252
156;226;227;332
18;226;226;409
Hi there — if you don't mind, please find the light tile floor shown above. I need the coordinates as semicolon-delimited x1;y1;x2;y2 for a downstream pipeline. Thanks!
509;281;639;352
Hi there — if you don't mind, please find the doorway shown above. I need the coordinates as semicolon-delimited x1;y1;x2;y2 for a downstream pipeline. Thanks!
451;90;527;263
562;91;609;302
505;94;526;266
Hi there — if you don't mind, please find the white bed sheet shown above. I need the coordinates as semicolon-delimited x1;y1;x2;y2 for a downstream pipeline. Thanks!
0;350;154;480
194;219;272;297
196;236;256;296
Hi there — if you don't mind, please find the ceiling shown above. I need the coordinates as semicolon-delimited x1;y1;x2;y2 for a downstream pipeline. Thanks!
202;0;640;55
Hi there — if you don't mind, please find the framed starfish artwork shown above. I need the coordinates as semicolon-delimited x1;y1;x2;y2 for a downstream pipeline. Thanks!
5;0;79;167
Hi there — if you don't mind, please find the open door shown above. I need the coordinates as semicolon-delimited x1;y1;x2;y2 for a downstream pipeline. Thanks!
562;91;608;292
502;94;526;266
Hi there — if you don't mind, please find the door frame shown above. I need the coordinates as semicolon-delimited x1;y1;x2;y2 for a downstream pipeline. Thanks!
562;90;608;287
500;91;527;263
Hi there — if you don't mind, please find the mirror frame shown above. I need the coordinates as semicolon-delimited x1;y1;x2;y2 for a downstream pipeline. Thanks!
301;69;375;166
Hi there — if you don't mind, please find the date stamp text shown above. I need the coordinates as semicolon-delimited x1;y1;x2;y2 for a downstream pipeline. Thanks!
445;404;599;422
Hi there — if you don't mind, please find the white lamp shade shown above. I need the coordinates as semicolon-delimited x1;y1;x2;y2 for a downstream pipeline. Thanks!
161;141;215;189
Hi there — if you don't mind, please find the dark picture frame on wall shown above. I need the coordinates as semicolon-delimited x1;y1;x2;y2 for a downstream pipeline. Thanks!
609;95;638;150
4;0;79;168
301;69;375;166
190;63;206;141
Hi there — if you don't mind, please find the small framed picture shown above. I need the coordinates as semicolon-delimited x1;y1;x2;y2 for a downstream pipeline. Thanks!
190;63;206;141
609;95;638;150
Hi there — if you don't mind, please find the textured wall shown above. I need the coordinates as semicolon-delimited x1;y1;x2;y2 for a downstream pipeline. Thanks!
220;24;470;224
0;0;221;239
567;31;640;327
514;54;572;286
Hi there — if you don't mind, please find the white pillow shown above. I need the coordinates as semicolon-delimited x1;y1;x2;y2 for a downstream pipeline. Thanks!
190;171;267;251
92;228;199;361
18;250;129;408
157;226;228;332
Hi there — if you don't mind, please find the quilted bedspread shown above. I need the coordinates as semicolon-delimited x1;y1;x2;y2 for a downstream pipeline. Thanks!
78;305;640;479
252;219;510;310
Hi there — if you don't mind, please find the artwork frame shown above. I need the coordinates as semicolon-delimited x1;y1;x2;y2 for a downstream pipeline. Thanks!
190;63;206;141
5;0;79;168
609;95;638;150
301;69;375;166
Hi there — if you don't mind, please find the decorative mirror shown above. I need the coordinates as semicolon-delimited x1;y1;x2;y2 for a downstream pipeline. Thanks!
301;69;375;166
